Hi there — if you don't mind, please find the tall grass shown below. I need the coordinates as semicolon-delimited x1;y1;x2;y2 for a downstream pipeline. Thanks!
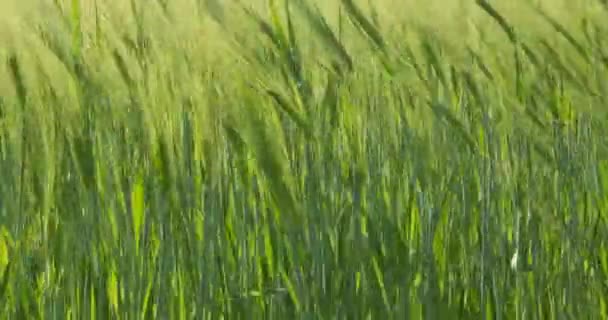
1;0;608;318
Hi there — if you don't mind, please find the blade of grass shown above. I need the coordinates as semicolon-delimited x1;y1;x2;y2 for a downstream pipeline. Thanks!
292;0;353;72
532;5;590;63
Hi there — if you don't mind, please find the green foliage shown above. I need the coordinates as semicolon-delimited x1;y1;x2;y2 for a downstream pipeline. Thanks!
0;0;607;319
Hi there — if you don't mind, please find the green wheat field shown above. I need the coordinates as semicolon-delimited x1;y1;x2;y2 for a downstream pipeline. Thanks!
1;0;608;319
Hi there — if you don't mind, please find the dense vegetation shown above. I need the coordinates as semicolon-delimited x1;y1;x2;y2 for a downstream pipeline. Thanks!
1;0;608;318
